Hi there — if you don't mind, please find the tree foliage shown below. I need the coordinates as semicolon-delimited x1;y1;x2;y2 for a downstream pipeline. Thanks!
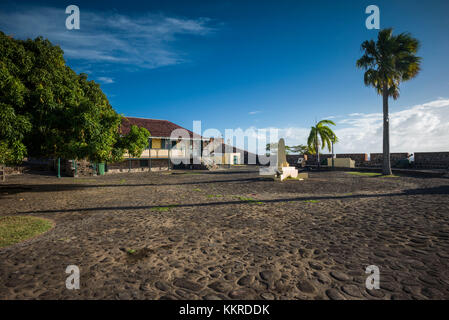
356;28;421;175
0;31;145;165
0;33;32;164
266;143;310;155
119;125;151;159
356;28;421;100
289;144;309;155
307;120;338;155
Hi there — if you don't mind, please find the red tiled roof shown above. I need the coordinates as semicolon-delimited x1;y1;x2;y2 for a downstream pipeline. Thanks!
121;117;200;139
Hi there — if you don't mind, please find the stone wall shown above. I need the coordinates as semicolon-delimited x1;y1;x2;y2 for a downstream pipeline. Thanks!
286;155;306;165
305;154;333;165
63;159;96;177
1;165;25;181
302;153;368;167
336;153;368;167
369;153;410;167
414;152;449;169
107;159;171;173
0;165;25;175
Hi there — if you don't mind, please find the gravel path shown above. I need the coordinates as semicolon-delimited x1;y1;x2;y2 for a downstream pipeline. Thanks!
1;168;448;300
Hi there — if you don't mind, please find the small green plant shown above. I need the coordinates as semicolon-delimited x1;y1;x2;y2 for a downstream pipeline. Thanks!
193;188;201;192
119;179;126;184
303;200;319;203
285;176;303;181
150;205;178;212
207;194;223;198
346;171;398;178
127;249;136;254
346;172;380;177
237;196;263;205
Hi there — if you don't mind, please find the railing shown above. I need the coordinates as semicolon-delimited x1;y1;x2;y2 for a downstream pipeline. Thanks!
124;148;187;159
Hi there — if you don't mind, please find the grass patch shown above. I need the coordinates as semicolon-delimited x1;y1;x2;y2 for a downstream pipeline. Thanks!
127;249;136;254
150;205;178;212
346;172;398;178
303;200;319;203
285;176;304;181
207;194;223;198
346;172;381;177
237;196;263;205
193;188;202;192
0;216;53;248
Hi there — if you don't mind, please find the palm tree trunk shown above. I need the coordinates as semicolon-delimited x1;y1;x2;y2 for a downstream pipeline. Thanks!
316;140;320;169
382;84;392;175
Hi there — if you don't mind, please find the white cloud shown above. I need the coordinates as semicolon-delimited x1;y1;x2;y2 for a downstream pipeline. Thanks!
97;77;114;84
249;110;261;115
231;99;449;154
334;99;449;153
0;6;214;70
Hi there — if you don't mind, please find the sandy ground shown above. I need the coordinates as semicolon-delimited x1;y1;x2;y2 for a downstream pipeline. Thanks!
0;167;449;300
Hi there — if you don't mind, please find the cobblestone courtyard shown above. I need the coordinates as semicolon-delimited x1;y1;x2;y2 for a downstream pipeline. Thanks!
1;168;449;299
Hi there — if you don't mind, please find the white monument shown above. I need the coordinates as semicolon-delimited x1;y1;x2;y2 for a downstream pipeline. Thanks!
276;138;299;181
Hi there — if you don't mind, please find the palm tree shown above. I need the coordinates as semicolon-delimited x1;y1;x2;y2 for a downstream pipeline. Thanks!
356;28;421;175
307;120;338;168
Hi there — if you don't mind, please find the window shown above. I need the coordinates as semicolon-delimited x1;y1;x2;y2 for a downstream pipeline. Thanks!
151;138;162;149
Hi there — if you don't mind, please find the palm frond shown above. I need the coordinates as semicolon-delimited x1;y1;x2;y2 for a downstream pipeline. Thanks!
357;28;421;98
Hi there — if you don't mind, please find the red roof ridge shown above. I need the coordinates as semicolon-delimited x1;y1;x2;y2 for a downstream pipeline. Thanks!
120;116;200;139
124;116;170;122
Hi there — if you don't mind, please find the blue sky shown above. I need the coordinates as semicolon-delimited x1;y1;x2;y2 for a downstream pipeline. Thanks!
1;0;448;153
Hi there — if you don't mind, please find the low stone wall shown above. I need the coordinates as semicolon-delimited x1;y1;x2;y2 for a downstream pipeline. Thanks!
414;152;449;169
336;153;368;167
63;159;96;177
305;154;333;165
287;155;303;165
369;153;409;167
108;159;171;173
1;165;25;181
0;165;25;175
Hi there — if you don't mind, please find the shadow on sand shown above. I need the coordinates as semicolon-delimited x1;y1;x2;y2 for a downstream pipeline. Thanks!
16;185;449;215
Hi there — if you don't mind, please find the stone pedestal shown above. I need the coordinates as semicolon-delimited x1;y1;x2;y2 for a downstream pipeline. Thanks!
280;166;298;181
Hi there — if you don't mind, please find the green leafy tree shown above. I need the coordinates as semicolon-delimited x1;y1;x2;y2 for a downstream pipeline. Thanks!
0;108;31;165
307;120;338;167
0;32;151;174
120;125;151;158
289;144;309;155
357;28;421;175
0;33;32;170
